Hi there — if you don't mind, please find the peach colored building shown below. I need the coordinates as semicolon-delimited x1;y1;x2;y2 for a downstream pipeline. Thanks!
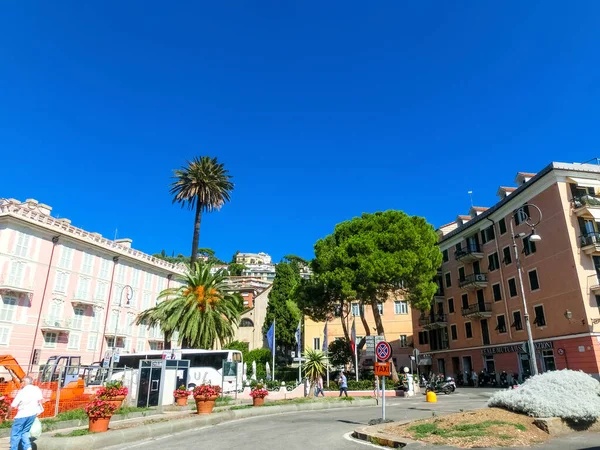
0;198;186;368
413;162;600;381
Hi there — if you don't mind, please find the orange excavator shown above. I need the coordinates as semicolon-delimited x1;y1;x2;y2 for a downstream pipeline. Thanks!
0;355;95;417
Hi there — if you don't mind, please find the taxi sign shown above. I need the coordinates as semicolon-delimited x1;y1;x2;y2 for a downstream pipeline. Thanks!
374;361;391;377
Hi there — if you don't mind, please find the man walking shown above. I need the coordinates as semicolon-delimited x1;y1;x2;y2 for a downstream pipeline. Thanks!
338;371;348;397
315;375;325;397
10;376;43;450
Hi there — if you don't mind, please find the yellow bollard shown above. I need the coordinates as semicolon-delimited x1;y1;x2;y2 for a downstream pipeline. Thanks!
426;391;437;403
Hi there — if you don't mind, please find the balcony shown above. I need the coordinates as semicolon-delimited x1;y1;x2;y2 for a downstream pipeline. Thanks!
40;317;71;333
580;232;600;255
419;314;448;330
573;195;600;217
454;243;484;263
0;275;34;297
461;302;493;319
71;292;100;307
459;273;488;290
106;327;129;338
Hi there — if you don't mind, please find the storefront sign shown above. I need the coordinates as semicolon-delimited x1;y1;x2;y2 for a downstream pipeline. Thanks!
482;341;553;355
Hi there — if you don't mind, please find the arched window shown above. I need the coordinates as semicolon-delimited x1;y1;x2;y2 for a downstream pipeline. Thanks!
240;318;254;327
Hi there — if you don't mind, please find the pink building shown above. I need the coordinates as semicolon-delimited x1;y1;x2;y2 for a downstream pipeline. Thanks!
0;198;185;368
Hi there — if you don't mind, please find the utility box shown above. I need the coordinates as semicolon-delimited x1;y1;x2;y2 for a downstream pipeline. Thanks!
137;359;190;408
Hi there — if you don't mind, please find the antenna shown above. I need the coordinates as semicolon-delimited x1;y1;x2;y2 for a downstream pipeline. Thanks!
468;191;474;208
114;228;118;240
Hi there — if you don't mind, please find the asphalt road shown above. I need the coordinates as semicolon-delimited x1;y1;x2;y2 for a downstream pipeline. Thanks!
107;389;600;450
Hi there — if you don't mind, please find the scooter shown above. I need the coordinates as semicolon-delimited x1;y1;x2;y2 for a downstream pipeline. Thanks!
499;371;509;388
478;370;488;387
489;371;498;387
426;376;455;394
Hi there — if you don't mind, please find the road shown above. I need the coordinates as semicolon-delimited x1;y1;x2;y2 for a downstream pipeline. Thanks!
108;389;600;450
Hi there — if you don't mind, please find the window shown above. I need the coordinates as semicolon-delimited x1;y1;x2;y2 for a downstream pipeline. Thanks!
86;334;98;351
523;235;537;256
488;252;500;272
68;333;81;350
313;337;320;350
117;265;126;283
496;315;507;333
445;272;452;288
81;253;94;275
394;301;408;315
528;270;540;291
7;262;25;287
138;323;147;338
400;335;407;347
99;258;111;280
44;332;58;348
14;231;31;258
442;250;449;263
502;246;512;265
498;218;507;235
542;350;556;371
481;226;495;244
514;204;530;225
89;311;100;332
0;297;17;322
54;271;69;293
58;247;74;270
461;294;469;310
465;322;473;338
508;278;518;297
72;307;85;330
377;303;384;315
76;277;90;299
351;303;360;317
450;324;458;340
125;313;134;335
458;267;465;282
512;311;523;330
109;310;119;330
95;282;107;302
534;305;546;327
136;340;145;353
144;273;153;290
142;293;151;310
48;302;62;320
0;327;11;345
492;283;502;302
418;331;429;345
149;341;164;351
132;268;140;287
596;295;600;314
448;298;455;314
454;243;462;259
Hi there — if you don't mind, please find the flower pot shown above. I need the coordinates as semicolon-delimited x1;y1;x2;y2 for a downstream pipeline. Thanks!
252;397;265;407
89;417;111;433
105;395;126;410
194;396;218;415
176;397;188;406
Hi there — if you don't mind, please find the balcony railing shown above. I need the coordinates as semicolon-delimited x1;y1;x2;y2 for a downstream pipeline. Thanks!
454;243;483;262
459;273;488;289
40;317;71;332
0;276;35;295
573;195;600;209
461;302;493;318
419;314;448;329
580;232;600;247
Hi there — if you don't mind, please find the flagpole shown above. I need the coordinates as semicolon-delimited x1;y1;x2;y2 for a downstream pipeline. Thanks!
355;341;358;381
325;320;329;387
297;320;302;384
272;319;276;382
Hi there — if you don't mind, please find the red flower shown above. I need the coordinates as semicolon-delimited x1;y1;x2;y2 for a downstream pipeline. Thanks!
249;387;269;399
85;398;118;420
173;385;191;399
192;384;221;400
0;396;10;417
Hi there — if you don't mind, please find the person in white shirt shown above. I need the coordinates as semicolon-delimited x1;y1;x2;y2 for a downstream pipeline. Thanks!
10;376;43;450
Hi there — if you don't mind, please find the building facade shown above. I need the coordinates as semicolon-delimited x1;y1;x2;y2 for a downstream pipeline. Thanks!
305;294;415;371
233;286;272;351
412;162;600;380
0;198;186;368
241;264;276;283
235;252;272;265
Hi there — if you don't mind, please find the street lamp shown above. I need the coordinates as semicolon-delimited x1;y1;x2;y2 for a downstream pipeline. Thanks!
510;204;542;377
107;285;133;380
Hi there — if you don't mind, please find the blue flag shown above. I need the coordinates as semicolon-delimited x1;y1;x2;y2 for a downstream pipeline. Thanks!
322;321;328;352
266;322;275;352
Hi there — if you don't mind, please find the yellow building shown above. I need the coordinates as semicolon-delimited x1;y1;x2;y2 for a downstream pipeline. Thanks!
304;294;415;371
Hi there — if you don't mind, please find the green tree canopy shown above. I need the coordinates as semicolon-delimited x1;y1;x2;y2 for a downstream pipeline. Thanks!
327;338;354;368
227;263;247;276
197;248;226;265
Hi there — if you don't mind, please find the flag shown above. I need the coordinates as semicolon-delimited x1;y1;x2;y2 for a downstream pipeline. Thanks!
294;321;301;355
266;322;275;352
322;321;328;352
350;319;356;354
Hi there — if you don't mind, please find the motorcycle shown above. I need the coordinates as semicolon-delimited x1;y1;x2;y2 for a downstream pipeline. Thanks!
420;374;428;387
478;370;488;387
426;376;456;394
499;371;509;388
489;371;498;387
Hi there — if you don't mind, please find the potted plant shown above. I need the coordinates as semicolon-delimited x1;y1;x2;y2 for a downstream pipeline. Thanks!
85;397;118;433
192;384;221;415
249;384;268;406
97;381;129;409
173;385;191;406
0;395;9;423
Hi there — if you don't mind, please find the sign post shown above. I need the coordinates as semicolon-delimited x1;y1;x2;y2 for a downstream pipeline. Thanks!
375;341;393;421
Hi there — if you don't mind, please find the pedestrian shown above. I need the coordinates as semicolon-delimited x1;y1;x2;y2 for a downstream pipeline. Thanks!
10;376;43;450
338;371;348;397
315;375;325;397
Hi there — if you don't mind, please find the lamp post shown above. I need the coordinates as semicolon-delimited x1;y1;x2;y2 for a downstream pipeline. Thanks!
510;204;542;377
107;284;133;380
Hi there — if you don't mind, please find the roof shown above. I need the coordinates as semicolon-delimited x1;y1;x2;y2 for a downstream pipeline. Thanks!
458;215;471;220
517;172;537;177
470;206;489;211
499;186;517;192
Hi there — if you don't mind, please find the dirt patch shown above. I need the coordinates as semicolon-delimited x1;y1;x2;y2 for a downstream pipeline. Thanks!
384;408;550;448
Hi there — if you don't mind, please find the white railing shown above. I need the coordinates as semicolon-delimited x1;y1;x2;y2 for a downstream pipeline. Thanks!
0;275;35;293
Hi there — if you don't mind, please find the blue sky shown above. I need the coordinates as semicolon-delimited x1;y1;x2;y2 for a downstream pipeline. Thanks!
2;2;600;262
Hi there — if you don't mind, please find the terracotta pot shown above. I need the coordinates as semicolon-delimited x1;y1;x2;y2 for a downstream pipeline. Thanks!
175;396;188;406
194;396;218;415
89;417;111;433
106;395;126;410
252;397;265;407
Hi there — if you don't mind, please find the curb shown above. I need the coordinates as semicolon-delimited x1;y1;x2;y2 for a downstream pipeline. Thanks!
35;399;377;450
352;421;421;449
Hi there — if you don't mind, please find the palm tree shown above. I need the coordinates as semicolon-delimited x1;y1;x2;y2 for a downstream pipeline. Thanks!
136;263;243;349
170;156;234;267
303;349;327;398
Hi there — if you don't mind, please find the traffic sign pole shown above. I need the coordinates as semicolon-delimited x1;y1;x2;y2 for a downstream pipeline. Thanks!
382;375;386;421
375;341;392;421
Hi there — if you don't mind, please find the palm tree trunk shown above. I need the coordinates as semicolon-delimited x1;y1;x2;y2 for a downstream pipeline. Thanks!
163;331;172;351
190;199;202;268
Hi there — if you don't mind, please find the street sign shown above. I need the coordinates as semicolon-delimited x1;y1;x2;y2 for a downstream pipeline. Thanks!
292;357;305;362
374;362;391;377
413;348;420;359
375;341;393;362
113;348;121;363
557;348;565;356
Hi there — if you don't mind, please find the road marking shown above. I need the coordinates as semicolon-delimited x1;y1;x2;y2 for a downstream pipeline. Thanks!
343;431;388;449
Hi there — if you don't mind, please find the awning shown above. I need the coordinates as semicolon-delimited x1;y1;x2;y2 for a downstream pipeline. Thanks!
589;209;600;221
418;357;432;366
567;177;600;188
